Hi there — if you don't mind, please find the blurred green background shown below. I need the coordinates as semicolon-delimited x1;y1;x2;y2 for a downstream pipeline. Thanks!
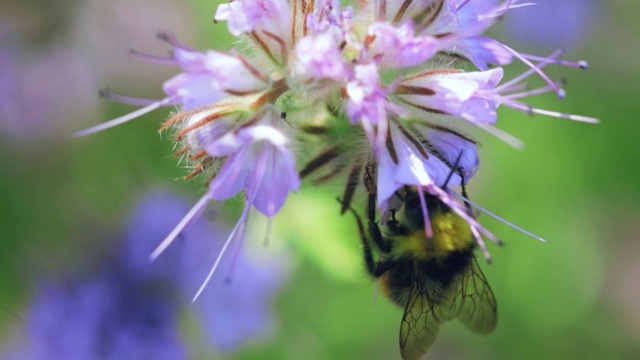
1;0;639;359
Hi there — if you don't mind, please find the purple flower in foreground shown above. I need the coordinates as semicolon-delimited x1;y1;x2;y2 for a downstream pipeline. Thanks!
2;274;186;360
75;0;598;292
2;190;290;358
127;190;290;350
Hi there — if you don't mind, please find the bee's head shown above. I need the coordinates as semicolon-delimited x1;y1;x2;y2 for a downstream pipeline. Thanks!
401;186;452;229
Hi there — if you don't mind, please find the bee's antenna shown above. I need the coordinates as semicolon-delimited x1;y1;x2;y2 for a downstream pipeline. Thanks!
441;151;465;189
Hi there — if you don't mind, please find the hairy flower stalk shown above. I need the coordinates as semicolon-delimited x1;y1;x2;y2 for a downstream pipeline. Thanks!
76;0;598;297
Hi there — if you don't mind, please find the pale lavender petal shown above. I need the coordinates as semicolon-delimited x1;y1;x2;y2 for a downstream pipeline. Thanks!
367;22;439;68
163;72;225;111
391;126;450;187
249;145;300;216
292;32;349;85
346;64;387;127
208;145;255;200
376;145;400;206
414;123;479;182
399;68;503;125
214;0;292;64
163;49;268;111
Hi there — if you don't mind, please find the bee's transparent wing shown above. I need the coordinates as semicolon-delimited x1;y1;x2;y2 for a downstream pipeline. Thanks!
453;256;498;334
399;283;441;360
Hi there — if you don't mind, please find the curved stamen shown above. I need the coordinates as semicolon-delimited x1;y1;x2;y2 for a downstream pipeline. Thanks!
451;190;546;242
73;97;173;137
99;88;167;106
491;46;564;96
417;186;434;241
149;192;213;261
129;48;176;65
192;203;250;302
192;143;270;302
504;83;565;100
476;123;525;150
503;99;600;123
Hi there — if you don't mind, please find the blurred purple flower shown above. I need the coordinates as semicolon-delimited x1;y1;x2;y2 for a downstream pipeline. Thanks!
501;0;599;49
125;190;291;351
2;190;290;358
0;35;98;140
2;274;186;360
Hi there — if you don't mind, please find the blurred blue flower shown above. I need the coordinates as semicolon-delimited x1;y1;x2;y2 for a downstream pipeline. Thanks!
501;0;600;49
126;190;291;352
2;190;290;358
2;273;186;360
0;28;98;140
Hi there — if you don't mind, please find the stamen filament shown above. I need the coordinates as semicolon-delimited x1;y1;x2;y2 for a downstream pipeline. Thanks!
495;48;564;94
504;100;600;123
149;192;212;261
129;49;176;65
476;123;525;149
192;205;249;302
73;98;172;137
417;186;434;240
99;88;166;106
451;190;547;242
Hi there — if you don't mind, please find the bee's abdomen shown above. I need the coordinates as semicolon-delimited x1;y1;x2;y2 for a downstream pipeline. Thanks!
379;261;414;307
380;252;474;307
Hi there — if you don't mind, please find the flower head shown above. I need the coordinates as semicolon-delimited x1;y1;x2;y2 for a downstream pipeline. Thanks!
75;0;598;296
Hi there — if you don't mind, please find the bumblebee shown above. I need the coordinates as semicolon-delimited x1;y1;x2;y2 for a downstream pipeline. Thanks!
346;184;497;360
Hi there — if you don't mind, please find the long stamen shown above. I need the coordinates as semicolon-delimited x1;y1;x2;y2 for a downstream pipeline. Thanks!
503;100;600;123
470;226;492;263
73;98;173;137
504;81;565;99
479;38;563;97
192;204;250;302
428;185;501;245
451;190;547;242
192;143;270;302
128;49;176;65
476;123;525;149
149;192;212;261
520;52;588;69
99;88;166;106
494;48;564;94
417;186;433;240
157;31;193;50
224;212;252;283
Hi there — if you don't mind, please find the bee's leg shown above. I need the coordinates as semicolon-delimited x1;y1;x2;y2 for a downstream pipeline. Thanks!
345;205;396;277
363;161;377;221
458;171;474;218
339;160;363;214
362;160;393;253
368;216;392;253
343;203;378;277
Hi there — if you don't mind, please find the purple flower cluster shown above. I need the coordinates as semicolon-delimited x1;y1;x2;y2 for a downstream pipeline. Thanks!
76;0;597;293
2;191;288;358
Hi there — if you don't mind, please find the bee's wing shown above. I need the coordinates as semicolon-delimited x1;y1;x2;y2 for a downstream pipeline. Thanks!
399;282;441;360
453;256;498;334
